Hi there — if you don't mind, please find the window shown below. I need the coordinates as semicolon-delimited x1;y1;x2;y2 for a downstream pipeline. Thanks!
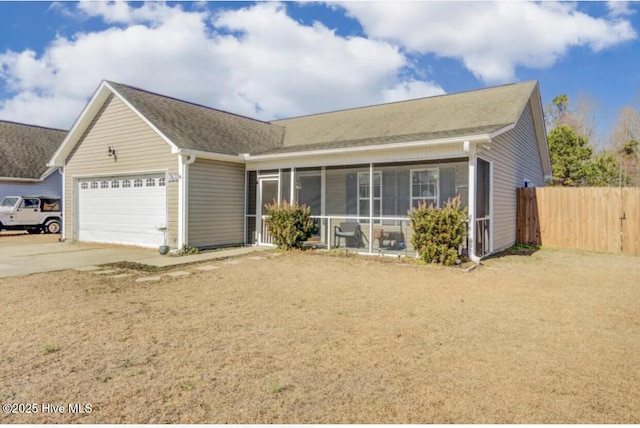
134;179;143;188
41;199;60;211
411;168;438;208
280;169;291;203
111;180;120;189
295;169;321;216
146;178;155;187
101;181;109;189
158;177;165;187
358;171;381;222
91;181;98;189
1;197;19;208
122;180;131;188
22;198;40;209
80;182;88;190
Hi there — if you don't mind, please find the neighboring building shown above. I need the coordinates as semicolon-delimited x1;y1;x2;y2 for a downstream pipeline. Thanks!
0;120;67;202
48;80;551;261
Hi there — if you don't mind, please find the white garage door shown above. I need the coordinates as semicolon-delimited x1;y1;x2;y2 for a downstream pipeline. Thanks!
78;174;167;248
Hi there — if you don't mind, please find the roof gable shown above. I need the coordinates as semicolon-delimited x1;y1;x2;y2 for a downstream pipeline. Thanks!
0;120;67;179
50;80;285;166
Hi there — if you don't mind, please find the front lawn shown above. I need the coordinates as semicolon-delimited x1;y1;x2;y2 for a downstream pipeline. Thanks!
1;249;638;423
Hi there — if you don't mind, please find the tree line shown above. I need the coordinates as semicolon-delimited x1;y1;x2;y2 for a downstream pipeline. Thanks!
546;94;639;187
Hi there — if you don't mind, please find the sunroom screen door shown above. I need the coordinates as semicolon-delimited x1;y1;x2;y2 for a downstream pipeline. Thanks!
258;178;278;245
475;158;491;257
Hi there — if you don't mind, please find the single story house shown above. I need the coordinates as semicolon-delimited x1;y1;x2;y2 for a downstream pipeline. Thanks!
48;80;551;261
0;120;66;202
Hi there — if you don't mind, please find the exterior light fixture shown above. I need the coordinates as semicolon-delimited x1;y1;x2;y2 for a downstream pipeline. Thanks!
108;146;117;161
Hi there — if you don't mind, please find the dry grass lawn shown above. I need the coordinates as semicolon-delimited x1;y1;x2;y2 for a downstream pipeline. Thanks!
0;248;639;423
0;232;59;245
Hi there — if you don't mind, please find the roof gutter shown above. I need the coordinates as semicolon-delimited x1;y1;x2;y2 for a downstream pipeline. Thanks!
39;166;61;181
0;176;42;183
175;148;247;164
487;123;516;139
245;133;494;161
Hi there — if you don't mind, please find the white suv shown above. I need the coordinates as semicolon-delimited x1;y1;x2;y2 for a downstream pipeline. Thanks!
0;196;62;234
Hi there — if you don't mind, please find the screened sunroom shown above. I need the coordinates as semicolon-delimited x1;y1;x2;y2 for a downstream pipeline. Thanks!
245;157;489;258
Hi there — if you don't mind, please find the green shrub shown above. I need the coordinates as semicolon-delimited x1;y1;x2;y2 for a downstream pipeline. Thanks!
265;200;318;250
409;196;468;266
180;245;200;255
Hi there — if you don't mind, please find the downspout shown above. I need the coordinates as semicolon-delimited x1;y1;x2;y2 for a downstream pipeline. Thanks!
321;166;326;247
369;162;374;254
464;140;481;263
243;169;247;246
178;153;196;248
240;153;249;246
60;166;66;242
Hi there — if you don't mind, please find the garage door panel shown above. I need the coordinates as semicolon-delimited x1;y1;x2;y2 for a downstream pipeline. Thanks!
78;174;166;248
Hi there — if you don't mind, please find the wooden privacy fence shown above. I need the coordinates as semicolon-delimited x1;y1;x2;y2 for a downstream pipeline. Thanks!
517;187;640;255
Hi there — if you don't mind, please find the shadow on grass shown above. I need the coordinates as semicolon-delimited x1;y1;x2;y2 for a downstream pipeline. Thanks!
483;243;541;261
100;261;173;273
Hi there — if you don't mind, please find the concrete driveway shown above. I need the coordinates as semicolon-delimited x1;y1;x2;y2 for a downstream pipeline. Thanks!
0;233;158;278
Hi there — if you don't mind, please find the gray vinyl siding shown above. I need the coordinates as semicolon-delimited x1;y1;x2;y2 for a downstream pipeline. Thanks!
188;159;245;248
63;95;179;246
476;101;545;252
325;169;348;215
0;170;62;202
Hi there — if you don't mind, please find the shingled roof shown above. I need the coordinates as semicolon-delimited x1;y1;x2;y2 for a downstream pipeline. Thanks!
0;120;67;179
263;81;538;154
52;79;544;167
107;82;284;155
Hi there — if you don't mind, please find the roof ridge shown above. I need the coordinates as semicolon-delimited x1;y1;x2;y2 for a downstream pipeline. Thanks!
0;119;67;133
271;80;538;122
105;80;280;127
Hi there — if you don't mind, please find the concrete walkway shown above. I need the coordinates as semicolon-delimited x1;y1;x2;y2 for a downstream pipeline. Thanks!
73;249;275;283
133;246;272;267
0;240;273;278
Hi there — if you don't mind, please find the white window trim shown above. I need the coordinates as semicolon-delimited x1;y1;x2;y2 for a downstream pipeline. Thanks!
410;167;439;209
357;171;382;223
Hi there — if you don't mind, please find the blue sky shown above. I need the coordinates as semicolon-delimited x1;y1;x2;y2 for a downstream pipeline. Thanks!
0;1;639;146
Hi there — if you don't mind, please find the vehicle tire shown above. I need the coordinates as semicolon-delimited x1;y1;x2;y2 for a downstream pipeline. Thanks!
45;220;61;234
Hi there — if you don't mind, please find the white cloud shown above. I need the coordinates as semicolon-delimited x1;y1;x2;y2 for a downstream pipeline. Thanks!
210;3;443;116
382;80;445;104
76;0;178;25
0;91;85;130
0;1;444;129
338;1;637;83
607;1;635;18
